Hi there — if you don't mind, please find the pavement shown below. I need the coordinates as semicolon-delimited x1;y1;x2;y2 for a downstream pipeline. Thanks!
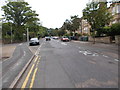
16;39;118;88
1;43;33;88
0;44;16;61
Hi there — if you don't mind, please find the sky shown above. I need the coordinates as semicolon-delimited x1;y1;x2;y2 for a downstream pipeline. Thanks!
24;0;90;28
0;0;112;28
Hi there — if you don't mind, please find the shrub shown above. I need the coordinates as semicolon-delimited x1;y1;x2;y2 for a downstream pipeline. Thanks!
110;23;120;36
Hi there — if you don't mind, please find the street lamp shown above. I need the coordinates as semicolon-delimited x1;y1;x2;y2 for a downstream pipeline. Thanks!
27;28;29;43
11;23;12;44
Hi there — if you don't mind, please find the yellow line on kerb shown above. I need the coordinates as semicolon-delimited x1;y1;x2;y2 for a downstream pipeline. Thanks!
21;64;35;89
34;56;39;63
29;68;38;88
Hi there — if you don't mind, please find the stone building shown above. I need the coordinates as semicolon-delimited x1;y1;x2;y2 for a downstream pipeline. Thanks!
108;2;120;25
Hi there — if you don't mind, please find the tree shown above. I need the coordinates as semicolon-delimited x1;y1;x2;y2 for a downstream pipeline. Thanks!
83;2;112;36
2;1;39;41
62;15;80;36
70;15;80;34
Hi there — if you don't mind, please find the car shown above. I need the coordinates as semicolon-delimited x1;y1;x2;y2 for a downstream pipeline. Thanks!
45;36;51;41
61;36;70;42
29;38;40;46
52;36;59;40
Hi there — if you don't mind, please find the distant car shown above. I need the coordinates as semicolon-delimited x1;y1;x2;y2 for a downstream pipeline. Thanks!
61;36;69;42
45;37;51;41
53;36;59;40
29;38;40;46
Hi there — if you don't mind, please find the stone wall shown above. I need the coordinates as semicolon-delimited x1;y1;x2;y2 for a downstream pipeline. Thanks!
89;36;112;44
115;35;120;45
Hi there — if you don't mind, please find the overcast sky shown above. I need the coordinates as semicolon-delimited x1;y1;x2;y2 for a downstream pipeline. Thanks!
24;0;90;28
1;0;112;28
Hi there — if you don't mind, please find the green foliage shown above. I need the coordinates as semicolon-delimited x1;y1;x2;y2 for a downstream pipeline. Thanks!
70;15;80;32
58;29;67;36
38;26;48;38
61;15;80;35
110;23;120;36
96;23;120;36
83;2;112;35
51;29;58;36
2;1;39;41
2;22;11;38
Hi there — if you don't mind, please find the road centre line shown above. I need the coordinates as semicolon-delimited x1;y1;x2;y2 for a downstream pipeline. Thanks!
35;42;44;55
29;56;40;88
21;40;43;88
34;56;39;63
21;64;35;89
29;68;38;88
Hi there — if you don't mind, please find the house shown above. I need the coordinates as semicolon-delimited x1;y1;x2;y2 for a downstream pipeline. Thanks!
78;17;91;36
108;2;120;25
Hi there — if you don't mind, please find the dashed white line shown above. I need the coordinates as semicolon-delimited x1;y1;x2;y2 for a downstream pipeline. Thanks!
103;55;109;58
19;43;23;46
23;51;26;56
114;59;119;62
61;42;67;45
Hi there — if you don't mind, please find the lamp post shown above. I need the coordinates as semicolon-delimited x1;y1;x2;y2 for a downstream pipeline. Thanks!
11;23;12;43
93;1;95;44
27;28;29;43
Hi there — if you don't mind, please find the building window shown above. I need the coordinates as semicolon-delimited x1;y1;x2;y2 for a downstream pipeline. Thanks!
117;5;120;14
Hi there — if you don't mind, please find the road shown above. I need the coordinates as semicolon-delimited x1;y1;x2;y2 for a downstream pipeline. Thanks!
16;38;118;88
1;43;33;88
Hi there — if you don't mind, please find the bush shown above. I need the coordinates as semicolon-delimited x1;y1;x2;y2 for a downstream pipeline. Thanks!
96;23;120;36
110;23;120;36
3;35;11;44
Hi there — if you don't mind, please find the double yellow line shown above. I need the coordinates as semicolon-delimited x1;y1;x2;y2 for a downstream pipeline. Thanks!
21;56;40;89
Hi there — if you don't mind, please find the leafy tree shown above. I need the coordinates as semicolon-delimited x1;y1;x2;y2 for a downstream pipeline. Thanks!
38;26;48;38
2;1;39;41
58;29;67;36
70;15;80;33
83;2;112;36
62;15;80;36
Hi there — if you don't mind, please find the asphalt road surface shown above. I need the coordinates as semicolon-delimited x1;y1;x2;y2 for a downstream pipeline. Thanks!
1;43;33;88
16;38;118;88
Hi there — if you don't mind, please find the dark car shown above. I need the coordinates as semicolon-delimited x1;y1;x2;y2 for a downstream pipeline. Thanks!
29;38;40;46
45;37;51;41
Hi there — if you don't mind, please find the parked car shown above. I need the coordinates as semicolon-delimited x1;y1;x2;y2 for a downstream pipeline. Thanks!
29;38;40;46
61;36;70;42
45;36;51;41
52;36;59;40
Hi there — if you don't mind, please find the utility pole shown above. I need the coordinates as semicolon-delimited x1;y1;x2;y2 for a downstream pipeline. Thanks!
27;28;29;43
92;1;96;44
11;24;12;43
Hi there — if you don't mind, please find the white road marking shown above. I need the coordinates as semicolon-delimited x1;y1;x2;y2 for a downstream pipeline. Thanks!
61;42;67;45
114;59;119;62
103;55;109;58
35;42;44;55
23;51;26;56
19;43;23;46
92;53;99;56
79;50;99;56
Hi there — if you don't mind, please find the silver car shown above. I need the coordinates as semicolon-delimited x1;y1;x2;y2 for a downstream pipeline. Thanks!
29;38;40;46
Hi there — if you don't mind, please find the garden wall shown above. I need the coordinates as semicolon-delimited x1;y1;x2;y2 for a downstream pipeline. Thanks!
89;36;112;44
